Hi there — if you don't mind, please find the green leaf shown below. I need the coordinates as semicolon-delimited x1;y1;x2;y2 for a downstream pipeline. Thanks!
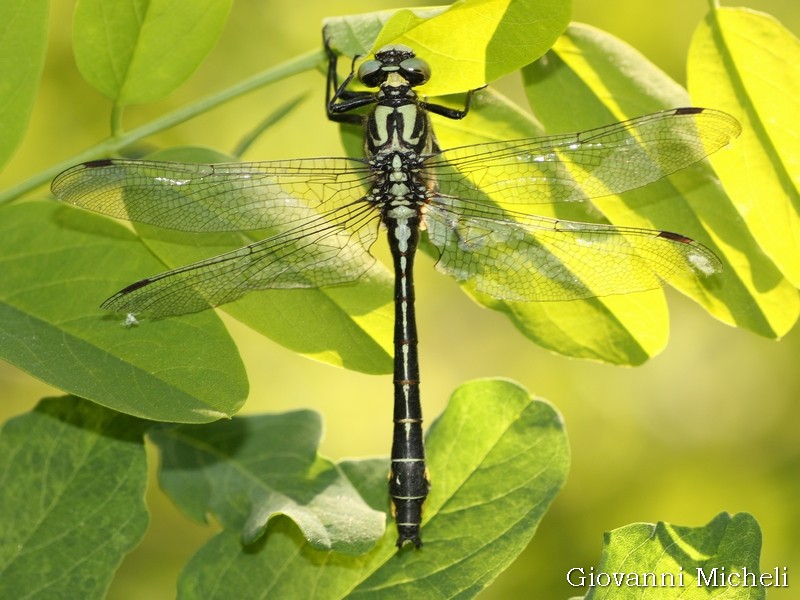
221;283;393;374
0;201;247;423
73;0;233;105
175;379;569;599
572;513;764;599
0;0;49;170
324;0;572;95
0;397;150;599
688;7;800;292
138;147;395;374
152;410;386;555
522;23;799;341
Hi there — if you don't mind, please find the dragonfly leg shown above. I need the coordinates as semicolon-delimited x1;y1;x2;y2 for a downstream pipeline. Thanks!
324;36;374;124
421;86;485;120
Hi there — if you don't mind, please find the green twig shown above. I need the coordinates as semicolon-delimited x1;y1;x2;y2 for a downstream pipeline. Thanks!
231;92;310;158
0;47;324;206
110;103;125;137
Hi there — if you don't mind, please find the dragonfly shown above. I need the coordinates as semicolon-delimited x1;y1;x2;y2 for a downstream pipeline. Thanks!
52;40;740;548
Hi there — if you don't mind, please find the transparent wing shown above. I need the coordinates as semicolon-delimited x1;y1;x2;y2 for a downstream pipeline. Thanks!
425;108;741;206
101;200;381;318
53;108;737;315
52;157;374;232
424;197;721;302
53;156;381;317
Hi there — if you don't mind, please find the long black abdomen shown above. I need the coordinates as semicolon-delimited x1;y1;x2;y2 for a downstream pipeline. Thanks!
386;210;428;548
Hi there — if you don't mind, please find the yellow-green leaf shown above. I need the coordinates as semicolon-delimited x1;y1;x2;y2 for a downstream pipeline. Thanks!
688;7;800;294
325;0;571;96
523;23;798;340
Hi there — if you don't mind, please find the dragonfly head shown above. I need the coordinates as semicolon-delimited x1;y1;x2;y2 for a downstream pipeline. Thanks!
358;44;431;89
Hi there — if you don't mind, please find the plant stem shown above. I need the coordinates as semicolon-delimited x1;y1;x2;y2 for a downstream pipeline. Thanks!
0;47;324;206
231;92;309;158
110;103;125;137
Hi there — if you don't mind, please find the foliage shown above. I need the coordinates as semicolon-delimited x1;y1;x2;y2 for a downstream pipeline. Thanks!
1;0;795;597
571;513;765;600
173;381;569;599
0;398;150;598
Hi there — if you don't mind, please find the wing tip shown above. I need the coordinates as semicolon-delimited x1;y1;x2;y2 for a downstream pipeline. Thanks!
674;106;704;116
84;158;116;168
658;230;722;276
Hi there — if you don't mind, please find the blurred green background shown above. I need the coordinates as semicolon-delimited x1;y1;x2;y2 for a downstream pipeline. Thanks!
1;0;798;598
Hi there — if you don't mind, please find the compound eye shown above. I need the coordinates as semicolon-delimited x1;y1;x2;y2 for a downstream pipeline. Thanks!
399;57;430;86
357;60;385;87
